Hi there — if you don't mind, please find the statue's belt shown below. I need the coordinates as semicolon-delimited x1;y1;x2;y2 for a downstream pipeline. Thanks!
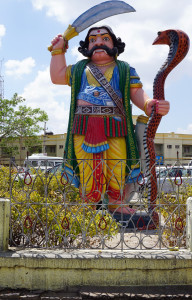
87;62;126;117
75;105;122;116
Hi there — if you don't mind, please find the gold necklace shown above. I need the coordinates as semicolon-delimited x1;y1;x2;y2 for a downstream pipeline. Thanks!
94;61;115;67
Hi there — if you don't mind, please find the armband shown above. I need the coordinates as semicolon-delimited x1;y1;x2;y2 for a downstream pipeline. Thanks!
51;49;64;56
144;99;151;115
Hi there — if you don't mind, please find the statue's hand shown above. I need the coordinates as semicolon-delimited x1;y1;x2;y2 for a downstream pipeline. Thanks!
51;34;68;51
156;99;170;116
146;99;170;116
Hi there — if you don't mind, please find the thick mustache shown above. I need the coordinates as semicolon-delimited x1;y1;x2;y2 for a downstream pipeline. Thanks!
85;45;118;57
93;49;107;55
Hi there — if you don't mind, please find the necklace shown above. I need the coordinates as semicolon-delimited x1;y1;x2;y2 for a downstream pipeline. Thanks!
94;61;115;67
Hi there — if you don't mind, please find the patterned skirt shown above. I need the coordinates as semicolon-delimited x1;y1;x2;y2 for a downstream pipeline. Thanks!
72;115;127;153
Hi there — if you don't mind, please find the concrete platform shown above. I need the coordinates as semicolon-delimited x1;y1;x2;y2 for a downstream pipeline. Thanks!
0;248;192;292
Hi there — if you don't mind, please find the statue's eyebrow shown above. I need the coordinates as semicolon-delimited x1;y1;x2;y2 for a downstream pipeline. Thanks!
89;33;110;37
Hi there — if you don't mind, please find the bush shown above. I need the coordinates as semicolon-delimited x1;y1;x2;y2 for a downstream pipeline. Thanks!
0;166;119;248
0;165;11;198
159;185;191;248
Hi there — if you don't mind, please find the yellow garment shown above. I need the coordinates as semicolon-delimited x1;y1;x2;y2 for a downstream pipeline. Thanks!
86;65;115;86
65;64;143;88
73;134;126;202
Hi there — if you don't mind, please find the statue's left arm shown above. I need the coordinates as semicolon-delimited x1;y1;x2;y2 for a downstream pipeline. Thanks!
130;87;170;116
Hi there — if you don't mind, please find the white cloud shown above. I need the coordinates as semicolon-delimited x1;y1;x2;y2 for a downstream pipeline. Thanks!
0;24;6;37
32;0;192;87
21;67;70;134
178;4;192;34
5;57;36;78
176;124;192;135
31;0;93;24
39;0;191;94
29;0;192;134
71;46;83;63
0;24;6;47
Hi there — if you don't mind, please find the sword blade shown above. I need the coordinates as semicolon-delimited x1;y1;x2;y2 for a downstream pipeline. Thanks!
72;1;135;33
48;1;135;51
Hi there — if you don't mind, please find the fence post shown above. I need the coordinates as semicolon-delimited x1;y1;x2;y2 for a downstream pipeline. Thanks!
0;198;10;251
186;197;192;251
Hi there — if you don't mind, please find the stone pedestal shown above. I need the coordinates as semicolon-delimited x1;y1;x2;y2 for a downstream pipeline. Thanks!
0;198;10;251
187;197;192;251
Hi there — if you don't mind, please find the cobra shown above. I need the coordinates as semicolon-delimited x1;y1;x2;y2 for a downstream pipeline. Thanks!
143;29;190;226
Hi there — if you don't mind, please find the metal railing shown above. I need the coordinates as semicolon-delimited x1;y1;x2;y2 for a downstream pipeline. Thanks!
0;158;190;250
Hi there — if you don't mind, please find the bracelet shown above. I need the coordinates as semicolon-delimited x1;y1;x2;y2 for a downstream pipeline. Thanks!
144;99;151;115
51;49;64;56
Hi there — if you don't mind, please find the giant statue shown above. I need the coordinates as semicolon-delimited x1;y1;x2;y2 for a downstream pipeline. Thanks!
49;1;170;217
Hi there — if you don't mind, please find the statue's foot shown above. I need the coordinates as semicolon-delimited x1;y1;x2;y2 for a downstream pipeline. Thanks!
108;203;136;215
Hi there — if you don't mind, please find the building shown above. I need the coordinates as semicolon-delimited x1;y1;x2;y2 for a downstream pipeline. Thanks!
0;133;67;166
155;132;192;164
42;132;67;158
133;115;192;165
1;116;192;166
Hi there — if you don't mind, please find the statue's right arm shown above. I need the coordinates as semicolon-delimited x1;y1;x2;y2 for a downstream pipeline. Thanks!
50;34;68;85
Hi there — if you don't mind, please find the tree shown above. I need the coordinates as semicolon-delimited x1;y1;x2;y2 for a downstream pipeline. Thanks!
0;93;48;160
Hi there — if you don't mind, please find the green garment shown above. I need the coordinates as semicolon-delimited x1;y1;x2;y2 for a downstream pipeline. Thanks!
64;59;139;175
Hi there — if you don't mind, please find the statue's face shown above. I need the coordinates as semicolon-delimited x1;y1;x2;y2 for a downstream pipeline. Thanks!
88;28;114;63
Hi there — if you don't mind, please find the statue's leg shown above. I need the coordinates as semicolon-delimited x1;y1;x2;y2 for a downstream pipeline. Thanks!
73;134;107;204
106;137;134;214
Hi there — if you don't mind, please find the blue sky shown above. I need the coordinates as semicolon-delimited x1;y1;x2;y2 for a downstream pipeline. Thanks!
0;0;192;135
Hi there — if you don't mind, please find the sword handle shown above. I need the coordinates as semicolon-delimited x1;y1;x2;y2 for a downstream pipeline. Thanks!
48;25;78;52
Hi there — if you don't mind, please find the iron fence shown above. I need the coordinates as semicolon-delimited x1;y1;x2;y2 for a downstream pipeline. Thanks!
0;158;191;250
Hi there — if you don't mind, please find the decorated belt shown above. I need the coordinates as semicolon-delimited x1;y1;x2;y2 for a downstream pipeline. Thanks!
75;106;123;116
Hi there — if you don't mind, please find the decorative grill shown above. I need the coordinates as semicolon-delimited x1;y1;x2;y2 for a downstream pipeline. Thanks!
0;158;189;250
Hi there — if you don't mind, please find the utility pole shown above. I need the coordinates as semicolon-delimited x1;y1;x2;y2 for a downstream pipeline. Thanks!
42;121;47;155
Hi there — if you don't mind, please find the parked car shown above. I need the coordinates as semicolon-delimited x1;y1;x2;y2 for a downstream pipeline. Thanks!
14;168;40;184
47;163;80;188
155;166;166;175
141;166;192;193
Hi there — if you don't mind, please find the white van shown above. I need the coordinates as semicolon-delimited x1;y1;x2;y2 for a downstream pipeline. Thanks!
24;153;63;170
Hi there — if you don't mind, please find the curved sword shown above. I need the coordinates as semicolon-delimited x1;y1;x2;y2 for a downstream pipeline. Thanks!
48;0;135;51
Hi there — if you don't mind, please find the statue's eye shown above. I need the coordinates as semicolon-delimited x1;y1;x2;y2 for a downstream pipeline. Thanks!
89;36;96;43
89;38;95;43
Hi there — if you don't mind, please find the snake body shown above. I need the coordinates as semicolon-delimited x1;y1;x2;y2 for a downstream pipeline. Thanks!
143;30;190;225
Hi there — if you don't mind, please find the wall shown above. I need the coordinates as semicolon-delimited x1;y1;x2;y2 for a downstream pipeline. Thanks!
0;249;192;291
